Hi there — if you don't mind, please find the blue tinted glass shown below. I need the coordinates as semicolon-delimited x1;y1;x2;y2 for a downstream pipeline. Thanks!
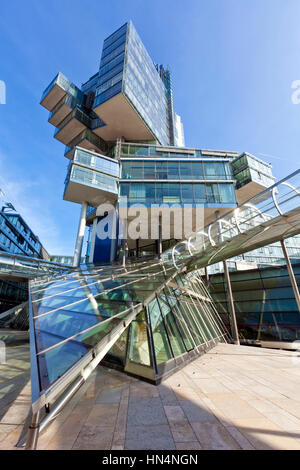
123;23;169;145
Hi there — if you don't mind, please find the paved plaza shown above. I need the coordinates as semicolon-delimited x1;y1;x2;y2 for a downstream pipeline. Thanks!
2;343;300;450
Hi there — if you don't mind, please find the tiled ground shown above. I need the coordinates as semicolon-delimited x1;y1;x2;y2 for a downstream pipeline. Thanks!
2;343;300;450
0;340;31;449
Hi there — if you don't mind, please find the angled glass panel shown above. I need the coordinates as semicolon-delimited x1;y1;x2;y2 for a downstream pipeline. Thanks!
148;298;173;364
164;286;194;351
157;294;187;357
127;311;151;366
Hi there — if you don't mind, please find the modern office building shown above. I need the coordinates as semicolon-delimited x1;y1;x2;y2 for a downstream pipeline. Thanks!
0;201;50;314
38;17;300;380
40;20;280;268
0;203;49;259
18;21;300;446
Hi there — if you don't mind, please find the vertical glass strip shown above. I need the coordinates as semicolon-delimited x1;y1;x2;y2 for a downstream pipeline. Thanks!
148;298;173;364
157;294;187;357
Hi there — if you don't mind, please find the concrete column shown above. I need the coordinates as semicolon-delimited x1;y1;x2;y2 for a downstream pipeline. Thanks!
88;217;98;264
281;239;300;312
223;260;240;345
73;202;88;267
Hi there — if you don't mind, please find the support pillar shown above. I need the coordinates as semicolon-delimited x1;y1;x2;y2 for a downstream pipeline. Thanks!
122;219;127;267
204;267;209;287
136;238;140;258
281;239;300;312
73;202;88;267
158;214;162;259
223;260;240;345
88;217;98;264
25;410;40;450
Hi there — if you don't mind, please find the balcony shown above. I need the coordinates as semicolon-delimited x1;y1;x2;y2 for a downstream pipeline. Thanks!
63;148;119;206
64;129;109;159
48;93;84;127
232;153;276;204
40;72;84;112
54;106;92;145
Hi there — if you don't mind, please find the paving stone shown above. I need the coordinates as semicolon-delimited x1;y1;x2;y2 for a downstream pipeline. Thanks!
72;424;114;450
191;422;241;450
125;424;175;450
158;384;178;405
164;405;187;424
95;386;124;403
175;441;202;450
170;422;197;442
127;397;168;426
85;403;119;427
179;400;218;423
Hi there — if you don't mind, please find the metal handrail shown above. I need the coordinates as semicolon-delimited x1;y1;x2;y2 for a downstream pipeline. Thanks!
168;169;300;270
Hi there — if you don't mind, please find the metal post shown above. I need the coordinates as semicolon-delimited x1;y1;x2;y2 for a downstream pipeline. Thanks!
25;410;40;450
281;239;300;312
122;219;127;267
136;238;139;259
158;214;162;259
204;267;209;287
88;217;98;264
223;260;240;345
73;202;88;267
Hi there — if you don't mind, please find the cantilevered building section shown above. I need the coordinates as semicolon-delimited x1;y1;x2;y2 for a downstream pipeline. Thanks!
93;22;172;144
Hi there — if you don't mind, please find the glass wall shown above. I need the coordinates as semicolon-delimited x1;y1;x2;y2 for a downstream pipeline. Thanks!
123;22;170;145
119;182;236;204
0;213;42;257
69;164;118;194
232;153;275;189
117;142;237;159
93;23;127;108
209;262;300;342
74;148;119;177
121;160;232;180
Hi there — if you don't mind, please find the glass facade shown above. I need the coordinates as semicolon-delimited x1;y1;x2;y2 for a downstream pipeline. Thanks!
121;160;233;180
123;22;169;145
232;152;275;189
0;279;28;315
29;261;228;392
210;262;300;342
93;22;171;145
0;211;44;257
117;142;237;158
64;147;119;201
118;143;237;208
119;182;236;204
93;23;127;108
68;164;118;194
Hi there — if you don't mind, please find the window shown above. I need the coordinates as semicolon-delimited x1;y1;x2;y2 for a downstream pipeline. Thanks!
218;184;236;203
193;184;206;203
181;184;193;203
180;162;193;180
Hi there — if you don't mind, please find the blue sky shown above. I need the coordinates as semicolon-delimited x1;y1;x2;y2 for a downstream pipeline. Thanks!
0;0;299;255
